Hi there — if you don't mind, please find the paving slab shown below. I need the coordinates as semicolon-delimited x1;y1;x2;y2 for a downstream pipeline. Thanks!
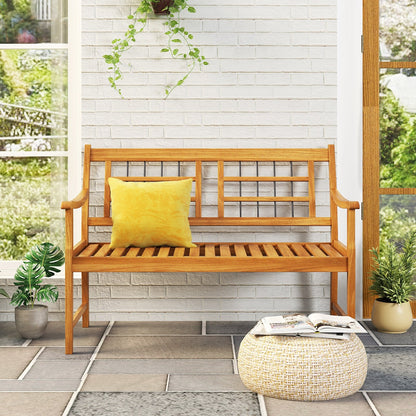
264;393;374;416
368;392;416;416
0;347;39;379
0;392;71;416
168;374;249;392
38;346;95;360
364;346;416;390
206;321;256;335
91;358;234;374
0;378;79;391
365;321;416;345
98;336;233;359
110;321;202;335
82;374;167;392
0;322;26;346
69;392;261;416
25;360;89;380
29;321;107;347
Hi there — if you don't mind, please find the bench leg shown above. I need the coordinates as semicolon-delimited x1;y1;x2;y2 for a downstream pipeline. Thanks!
330;272;338;315
65;265;73;355
347;260;356;318
81;272;90;328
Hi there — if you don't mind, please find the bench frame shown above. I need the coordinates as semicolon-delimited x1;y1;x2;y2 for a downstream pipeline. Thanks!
61;145;359;354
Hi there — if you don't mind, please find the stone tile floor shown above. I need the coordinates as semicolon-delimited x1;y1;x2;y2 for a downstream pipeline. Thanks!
0;320;415;415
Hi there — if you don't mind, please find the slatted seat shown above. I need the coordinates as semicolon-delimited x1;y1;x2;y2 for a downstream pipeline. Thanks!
61;145;359;354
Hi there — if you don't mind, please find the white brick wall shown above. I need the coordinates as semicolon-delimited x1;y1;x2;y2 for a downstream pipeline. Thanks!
0;0;338;322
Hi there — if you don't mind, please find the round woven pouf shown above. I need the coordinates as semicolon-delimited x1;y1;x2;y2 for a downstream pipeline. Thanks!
238;333;367;401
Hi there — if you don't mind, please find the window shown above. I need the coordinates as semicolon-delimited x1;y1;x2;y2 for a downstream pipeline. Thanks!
362;0;416;317
0;0;72;262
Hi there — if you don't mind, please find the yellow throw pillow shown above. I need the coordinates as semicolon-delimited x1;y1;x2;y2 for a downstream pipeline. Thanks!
108;177;196;248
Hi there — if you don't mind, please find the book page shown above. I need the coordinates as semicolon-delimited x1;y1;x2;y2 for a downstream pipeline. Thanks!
308;313;367;333
262;315;315;333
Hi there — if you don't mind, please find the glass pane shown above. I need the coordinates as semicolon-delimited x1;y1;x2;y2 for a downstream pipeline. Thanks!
0;156;66;260
0;0;67;44
379;69;416;187
0;48;67;260
0;49;68;151
380;195;416;244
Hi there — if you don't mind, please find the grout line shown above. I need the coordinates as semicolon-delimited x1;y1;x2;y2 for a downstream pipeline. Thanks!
231;335;238;374
201;320;206;335
61;320;114;416
257;394;268;416
361;322;383;346
362;391;382;416
22;339;32;347
17;346;45;380
165;374;170;392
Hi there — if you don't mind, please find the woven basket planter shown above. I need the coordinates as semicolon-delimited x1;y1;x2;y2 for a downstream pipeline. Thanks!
238;333;367;401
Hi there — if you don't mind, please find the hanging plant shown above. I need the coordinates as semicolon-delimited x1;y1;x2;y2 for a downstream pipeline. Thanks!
104;0;208;98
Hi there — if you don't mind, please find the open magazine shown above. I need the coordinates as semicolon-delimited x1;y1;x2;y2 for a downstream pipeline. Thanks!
253;313;366;338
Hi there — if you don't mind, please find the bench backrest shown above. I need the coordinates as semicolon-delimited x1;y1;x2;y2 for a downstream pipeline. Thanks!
82;145;338;240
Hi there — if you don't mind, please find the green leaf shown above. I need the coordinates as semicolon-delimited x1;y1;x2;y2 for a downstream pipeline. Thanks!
0;288;9;298
188;6;196;13
161;48;169;53
173;49;179;55
25;243;64;278
172;39;182;43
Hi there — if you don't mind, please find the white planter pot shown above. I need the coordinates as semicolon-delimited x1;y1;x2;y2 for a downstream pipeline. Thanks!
15;305;48;339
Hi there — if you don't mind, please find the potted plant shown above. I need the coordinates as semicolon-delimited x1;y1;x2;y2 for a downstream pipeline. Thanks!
103;0;208;98
369;231;416;333
0;242;64;339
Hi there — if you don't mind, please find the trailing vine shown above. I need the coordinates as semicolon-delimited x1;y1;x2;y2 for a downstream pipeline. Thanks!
104;0;208;98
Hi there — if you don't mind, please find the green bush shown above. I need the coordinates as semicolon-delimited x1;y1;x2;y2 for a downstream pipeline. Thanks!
0;159;63;260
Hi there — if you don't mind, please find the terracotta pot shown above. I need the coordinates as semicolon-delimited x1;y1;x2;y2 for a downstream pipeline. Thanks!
371;299;413;334
15;305;48;339
152;0;174;14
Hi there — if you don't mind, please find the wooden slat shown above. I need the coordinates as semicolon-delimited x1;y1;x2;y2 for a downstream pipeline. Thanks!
90;148;330;162
94;244;112;257
276;243;294;257
81;145;91;244
202;244;215;257
328;144;338;243
173;247;185;257
189;246;200;257
110;247;127;257
78;244;100;257
224;196;310;202
104;160;112;218
72;303;88;328
223;176;309;182
158;247;171;257
379;188;416;195
319;243;343;258
195;160;202;218
290;243;311;257
218;161;225;218
262;244;279;257
219;244;231;257
141;247;156;257
125;247;141;257
248;244;264;258
234;244;247;257
380;61;416;68
304;243;326;257
89;216;333;227
113;176;195;182
308;160;316;217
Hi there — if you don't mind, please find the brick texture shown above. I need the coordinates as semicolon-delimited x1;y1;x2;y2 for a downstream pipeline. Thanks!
0;0;337;321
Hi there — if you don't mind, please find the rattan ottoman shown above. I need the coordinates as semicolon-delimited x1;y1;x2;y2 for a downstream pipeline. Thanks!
238;333;367;401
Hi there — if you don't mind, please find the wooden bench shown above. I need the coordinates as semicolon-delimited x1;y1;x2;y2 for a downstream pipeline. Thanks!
61;145;359;354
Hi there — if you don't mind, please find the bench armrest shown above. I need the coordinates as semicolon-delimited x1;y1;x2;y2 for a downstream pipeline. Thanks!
332;190;360;210
61;189;88;210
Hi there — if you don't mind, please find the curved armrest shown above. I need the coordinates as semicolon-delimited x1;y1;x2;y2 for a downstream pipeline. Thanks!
61;189;88;210
332;190;360;210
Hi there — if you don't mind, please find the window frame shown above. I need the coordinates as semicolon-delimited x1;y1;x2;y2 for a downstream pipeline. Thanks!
0;0;81;275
